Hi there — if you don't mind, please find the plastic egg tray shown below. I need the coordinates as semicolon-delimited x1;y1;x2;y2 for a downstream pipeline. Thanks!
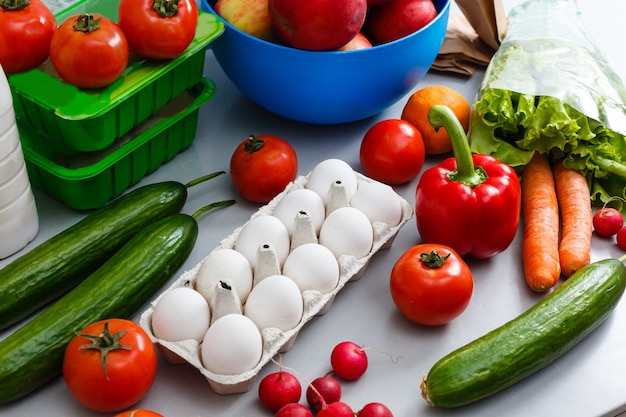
19;79;216;210
7;0;224;153
140;170;413;395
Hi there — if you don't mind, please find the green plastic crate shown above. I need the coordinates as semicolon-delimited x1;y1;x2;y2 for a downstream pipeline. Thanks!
19;79;216;210
8;1;223;153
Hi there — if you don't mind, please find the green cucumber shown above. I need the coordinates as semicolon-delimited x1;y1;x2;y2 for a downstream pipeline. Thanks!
0;200;234;404
422;257;626;408
0;171;224;331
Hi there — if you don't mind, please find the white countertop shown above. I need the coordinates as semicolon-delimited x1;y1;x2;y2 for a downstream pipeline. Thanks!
2;1;626;416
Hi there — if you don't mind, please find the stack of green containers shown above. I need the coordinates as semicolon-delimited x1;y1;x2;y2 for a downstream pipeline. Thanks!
7;0;224;210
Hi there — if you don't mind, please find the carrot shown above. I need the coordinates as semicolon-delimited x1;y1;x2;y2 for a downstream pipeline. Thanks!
521;153;561;292
553;161;592;277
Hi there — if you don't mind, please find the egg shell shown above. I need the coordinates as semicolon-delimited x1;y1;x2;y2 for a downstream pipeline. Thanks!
234;215;291;269
272;188;326;235
139;171;413;395
244;274;304;332
201;313;263;375
151;287;210;343
195;248;253;304
282;243;340;294
350;181;403;227
319;206;374;259
305;159;358;204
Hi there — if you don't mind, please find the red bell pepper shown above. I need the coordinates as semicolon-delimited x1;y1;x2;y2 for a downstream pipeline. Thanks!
415;105;521;259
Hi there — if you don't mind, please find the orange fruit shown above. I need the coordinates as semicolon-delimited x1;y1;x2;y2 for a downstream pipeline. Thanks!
400;85;471;155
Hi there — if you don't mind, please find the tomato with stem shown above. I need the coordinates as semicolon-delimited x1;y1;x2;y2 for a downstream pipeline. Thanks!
118;0;198;60
63;319;157;412
113;410;164;417
230;134;298;203
50;13;129;88
0;0;56;74
390;244;473;326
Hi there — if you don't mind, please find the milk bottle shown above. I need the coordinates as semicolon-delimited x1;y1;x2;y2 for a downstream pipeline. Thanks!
0;64;39;258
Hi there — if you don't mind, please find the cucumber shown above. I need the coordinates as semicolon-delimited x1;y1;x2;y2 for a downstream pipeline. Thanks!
0;172;224;331
0;204;226;404
421;257;626;408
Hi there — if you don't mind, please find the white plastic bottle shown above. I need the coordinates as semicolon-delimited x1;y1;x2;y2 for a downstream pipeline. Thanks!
0;64;39;258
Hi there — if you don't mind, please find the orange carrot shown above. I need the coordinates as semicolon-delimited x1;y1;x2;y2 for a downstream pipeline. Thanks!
521;153;561;292
553;161;592;277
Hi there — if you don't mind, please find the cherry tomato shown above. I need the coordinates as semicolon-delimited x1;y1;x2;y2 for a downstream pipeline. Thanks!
389;244;473;326
0;0;56;74
63;319;157;413
118;0;198;60
50;13;129;88
230;134;298;203
114;410;164;417
359;119;425;184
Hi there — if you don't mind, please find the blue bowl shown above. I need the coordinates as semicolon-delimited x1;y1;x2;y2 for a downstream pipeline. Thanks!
201;0;450;125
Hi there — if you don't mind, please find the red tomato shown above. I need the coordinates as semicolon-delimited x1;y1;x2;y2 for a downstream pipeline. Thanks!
389;244;473;326
50;13;129;88
114;410;164;417
63;319;157;413
0;0;56;74
118;0;198;59
230;134;298;203
359;119;425;184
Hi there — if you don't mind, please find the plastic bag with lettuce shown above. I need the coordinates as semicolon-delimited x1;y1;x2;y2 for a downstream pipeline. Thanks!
469;0;626;209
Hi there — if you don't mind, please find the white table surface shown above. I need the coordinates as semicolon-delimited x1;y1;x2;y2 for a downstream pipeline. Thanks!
2;1;626;416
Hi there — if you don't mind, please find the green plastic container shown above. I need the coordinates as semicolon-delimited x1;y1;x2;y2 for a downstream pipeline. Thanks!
19;79;216;210
8;1;223;153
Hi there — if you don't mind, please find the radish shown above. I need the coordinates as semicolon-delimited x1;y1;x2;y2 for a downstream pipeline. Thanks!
357;402;394;417
316;401;354;417
593;206;624;237
275;403;313;417
330;341;368;381
258;371;302;412
617;226;626;251
305;375;342;412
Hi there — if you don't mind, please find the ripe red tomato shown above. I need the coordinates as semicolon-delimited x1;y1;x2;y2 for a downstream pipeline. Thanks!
0;0;56;74
50;13;129;88
389;244;473;326
118;0;198;60
230;134;298;203
359;119;425;184
114;410;164;417
63;319;157;413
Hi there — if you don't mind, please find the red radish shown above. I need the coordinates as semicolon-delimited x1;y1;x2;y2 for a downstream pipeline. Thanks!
617;226;626;251
259;371;302;412
330;341;368;381
317;401;354;417
306;376;342;412
593;206;624;237
357;402;394;417
275;403;314;417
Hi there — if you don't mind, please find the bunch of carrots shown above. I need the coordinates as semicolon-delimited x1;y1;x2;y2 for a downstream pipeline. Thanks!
521;153;593;292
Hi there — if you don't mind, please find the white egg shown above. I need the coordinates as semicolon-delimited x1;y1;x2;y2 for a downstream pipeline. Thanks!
282;243;340;294
350;182;403;227
201;313;263;375
195;249;253;304
244;274;303;332
305;159;358;204
319;206;374;259
273;188;326;235
151;287;210;342
234;215;291;269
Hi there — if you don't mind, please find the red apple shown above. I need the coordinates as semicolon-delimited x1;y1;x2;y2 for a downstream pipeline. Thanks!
269;0;368;51
215;0;277;41
338;32;373;50
366;0;437;45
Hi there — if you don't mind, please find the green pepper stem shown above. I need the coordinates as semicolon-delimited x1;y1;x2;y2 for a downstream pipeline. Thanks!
428;105;485;187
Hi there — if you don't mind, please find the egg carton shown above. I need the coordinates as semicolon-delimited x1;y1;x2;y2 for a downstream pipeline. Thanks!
139;170;413;395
